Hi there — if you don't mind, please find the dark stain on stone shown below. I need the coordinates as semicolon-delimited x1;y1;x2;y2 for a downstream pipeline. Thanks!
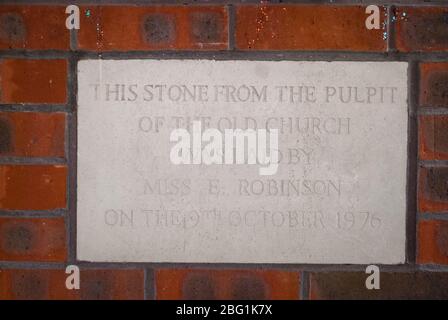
231;275;266;300
0;13;26;43
183;273;216;300
2;224;33;253
426;72;448;107
436;222;448;257
12;272;48;300
81;273;114;300
425;167;448;202
191;12;222;43
402;12;448;50
0;117;13;154
142;14;175;44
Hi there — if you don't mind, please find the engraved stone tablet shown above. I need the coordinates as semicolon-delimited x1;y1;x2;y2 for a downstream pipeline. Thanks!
77;60;408;264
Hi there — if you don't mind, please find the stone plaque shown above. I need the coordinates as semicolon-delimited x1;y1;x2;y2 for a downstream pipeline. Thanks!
77;60;408;264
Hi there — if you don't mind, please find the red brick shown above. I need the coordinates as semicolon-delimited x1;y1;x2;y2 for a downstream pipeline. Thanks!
0;269;144;299
0;59;67;104
78;269;145;300
78;6;228;51
418;220;448;265
395;7;448;52
0;217;66;262
0;5;69;50
156;269;299;300
418;166;448;213
0;165;67;210
419;63;448;108
0;112;65;157
310;272;448;299
235;5;386;51
419;116;448;160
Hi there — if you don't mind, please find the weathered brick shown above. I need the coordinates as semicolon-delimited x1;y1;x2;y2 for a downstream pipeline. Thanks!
420;116;448;160
418;220;448;265
395;7;448;52
0;218;66;262
0;6;69;50
419;63;448;108
78;6;228;51
0;269;144;299
79;269;145;300
190;11;224;44
142;14;175;45
0;59;67;104
0;165;67;210
156;269;299;300
310;272;448;299
235;5;387;51
418;166;448;212
0;112;65;157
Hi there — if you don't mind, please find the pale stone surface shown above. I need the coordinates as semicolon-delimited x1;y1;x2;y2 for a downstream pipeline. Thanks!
77;60;408;264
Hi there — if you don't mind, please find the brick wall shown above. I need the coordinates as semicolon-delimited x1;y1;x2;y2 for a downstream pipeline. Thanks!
0;1;448;300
